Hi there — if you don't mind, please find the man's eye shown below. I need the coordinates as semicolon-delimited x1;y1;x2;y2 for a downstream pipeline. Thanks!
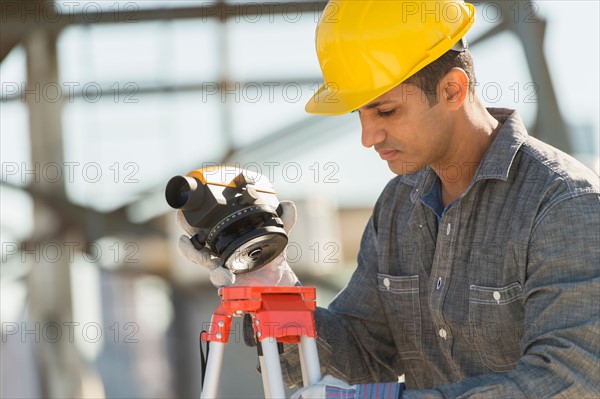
377;109;396;118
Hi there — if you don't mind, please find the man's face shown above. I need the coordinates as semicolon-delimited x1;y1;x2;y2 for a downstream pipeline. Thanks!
357;83;454;175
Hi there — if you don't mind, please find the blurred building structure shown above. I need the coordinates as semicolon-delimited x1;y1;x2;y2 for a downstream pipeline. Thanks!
1;0;598;397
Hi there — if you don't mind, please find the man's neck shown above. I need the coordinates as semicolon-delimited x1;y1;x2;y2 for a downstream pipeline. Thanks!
432;102;500;207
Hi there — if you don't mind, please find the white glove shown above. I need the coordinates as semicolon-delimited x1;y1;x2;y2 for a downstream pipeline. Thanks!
177;200;299;287
291;376;354;399
291;375;405;399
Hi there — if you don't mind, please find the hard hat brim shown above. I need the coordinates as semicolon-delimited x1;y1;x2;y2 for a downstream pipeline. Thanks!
304;84;359;116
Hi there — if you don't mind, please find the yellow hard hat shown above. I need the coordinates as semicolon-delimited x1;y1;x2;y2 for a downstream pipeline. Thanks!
306;0;476;115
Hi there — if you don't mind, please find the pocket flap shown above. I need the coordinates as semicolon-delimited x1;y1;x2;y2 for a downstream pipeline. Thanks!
469;282;523;305
377;273;419;293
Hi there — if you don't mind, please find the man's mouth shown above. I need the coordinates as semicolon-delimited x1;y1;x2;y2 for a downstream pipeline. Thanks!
377;149;399;161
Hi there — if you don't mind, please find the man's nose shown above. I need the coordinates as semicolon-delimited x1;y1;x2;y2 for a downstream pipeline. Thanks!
360;117;386;148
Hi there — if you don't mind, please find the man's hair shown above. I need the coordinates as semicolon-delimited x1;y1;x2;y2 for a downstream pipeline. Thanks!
404;49;476;106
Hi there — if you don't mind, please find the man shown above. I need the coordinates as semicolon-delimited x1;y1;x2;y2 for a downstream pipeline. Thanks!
179;1;599;397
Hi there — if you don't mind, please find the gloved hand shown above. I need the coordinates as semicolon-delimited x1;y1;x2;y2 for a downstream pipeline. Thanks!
177;200;300;287
291;375;404;399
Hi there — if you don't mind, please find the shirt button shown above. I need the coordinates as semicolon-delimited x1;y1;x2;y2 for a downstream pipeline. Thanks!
383;278;390;289
446;223;452;235
493;291;501;302
439;328;448;339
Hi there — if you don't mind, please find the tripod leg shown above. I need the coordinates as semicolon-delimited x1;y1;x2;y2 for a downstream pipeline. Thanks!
298;343;309;387
261;338;286;398
200;341;225;399
258;355;272;398
299;336;321;386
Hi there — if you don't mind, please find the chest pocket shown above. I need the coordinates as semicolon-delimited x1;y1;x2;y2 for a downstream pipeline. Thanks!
469;282;524;372
377;273;422;359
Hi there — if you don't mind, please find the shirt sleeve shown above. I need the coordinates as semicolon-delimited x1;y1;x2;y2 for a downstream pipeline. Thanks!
281;213;403;387
403;193;600;398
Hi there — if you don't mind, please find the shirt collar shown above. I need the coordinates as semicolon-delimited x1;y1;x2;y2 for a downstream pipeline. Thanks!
401;108;528;203
472;108;528;182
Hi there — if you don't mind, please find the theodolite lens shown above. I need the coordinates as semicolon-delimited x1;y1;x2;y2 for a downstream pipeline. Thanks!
165;175;199;209
179;185;190;204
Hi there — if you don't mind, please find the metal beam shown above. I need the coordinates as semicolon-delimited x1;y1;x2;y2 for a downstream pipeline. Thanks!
1;182;165;240
1;1;328;61
1;78;324;103
469;1;571;153
24;26;85;398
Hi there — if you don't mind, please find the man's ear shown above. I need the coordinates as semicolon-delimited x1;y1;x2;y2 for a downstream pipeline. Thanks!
439;67;469;109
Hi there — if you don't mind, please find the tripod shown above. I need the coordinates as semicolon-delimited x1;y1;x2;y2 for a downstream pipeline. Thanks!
200;286;322;398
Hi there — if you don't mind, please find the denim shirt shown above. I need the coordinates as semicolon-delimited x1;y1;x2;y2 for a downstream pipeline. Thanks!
281;109;600;397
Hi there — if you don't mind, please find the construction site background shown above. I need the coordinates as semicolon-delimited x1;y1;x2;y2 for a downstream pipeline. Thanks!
1;1;598;397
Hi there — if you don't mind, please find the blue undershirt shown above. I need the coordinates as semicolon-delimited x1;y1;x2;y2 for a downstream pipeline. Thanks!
419;176;458;226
